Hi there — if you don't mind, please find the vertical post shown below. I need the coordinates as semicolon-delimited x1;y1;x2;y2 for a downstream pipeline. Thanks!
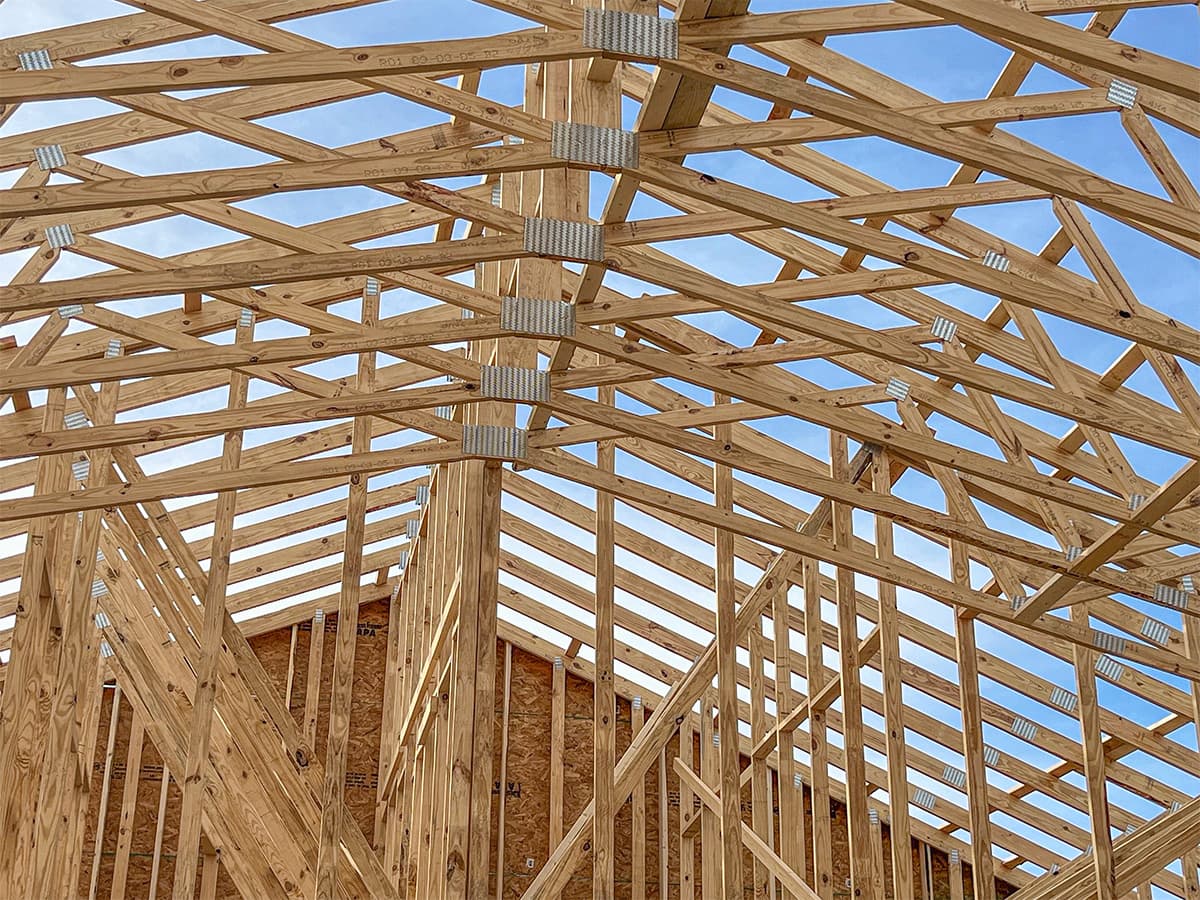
701;696;720;900
315;279;379;899
804;556;833;900
550;654;566;900
172;313;253;900
871;447;915;898
749;627;772;899
948;850;965;900
952;541;996;899
659;747;670;900
1072;600;1115;900
303;609;326;751
148;765;171;898
714;407;744;899
680;704;697;900
773;579;805;899
594;355;617;900
495;642;514;900
632;696;647;900
34;375;121;899
831;432;873;900
109;709;143;900
88;685;123;900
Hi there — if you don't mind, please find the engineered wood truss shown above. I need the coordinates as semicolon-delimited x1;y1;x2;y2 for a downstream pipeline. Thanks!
0;0;1197;897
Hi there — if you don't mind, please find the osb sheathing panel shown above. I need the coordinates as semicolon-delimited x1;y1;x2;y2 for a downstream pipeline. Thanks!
78;616;993;898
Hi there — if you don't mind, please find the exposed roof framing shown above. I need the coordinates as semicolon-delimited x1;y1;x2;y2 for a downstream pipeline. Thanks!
0;0;1197;898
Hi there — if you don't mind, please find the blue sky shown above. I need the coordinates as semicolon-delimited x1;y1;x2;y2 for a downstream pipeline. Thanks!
1;0;1199;893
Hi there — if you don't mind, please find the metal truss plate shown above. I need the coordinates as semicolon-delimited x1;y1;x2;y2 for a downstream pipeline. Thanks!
885;377;910;401
1154;583;1188;608
18;49;52;71
930;315;958;342
524;217;604;262
1050;686;1078;712
1107;79;1138;109
46;223;75;249
942;765;966;789
1011;715;1039;741
550;121;638;169
582;9;678;60
982;249;1011;273
480;365;550;403
34;144;66;170
1096;653;1125;681
501;296;576;337
1141;617;1170;645
462;424;528;461
1092;629;1126;655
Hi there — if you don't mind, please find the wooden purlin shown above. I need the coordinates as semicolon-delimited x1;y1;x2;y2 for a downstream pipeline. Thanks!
1;0;1199;898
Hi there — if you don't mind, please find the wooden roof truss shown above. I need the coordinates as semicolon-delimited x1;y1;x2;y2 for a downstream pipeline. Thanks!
0;0;1198;897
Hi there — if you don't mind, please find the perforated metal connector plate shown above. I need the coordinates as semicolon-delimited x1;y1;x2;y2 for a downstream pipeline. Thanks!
982;745;1000;767
868;808;879;826
1184;574;1196;593
415;484;429;507
524;217;604;262
462;424;528;460
1129;493;1147;510
582;8;678;60
1107;79;1138;109
405;518;420;541
982;249;1011;273
1154;583;1188;609
105;339;122;359
71;459;90;482
90;578;107;598
95;611;110;629
237;309;255;329
480;365;550;403
436;405;454;419
501;296;576;337
64;410;89;429
1141;617;1171;645
1065;545;1082;562
885;377;910;401
365;276;380;295
913;788;937;810
1011;715;1039;741
1050;686;1078;712
397;550;409;571
1096;654;1125;681
18;49;52;71
1093;629;1126;655
99;641;114;659
34;144;66;170
942;765;966;789
46;223;75;249
551;121;638;169
930;315;958;342
58;304;83;319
